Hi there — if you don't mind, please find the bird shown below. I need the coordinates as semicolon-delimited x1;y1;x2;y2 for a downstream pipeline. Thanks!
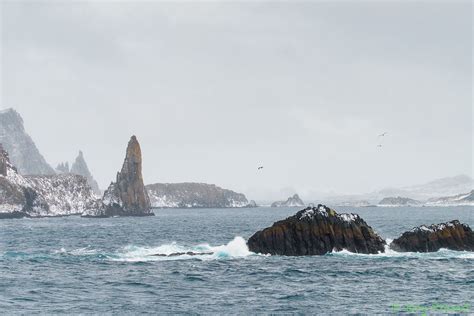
258;166;264;170
377;144;383;148
378;132;388;137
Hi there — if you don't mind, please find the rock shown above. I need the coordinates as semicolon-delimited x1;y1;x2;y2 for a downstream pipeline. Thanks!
246;200;258;208
146;182;250;208
0;108;55;175
247;205;386;256
55;162;70;174
70;151;101;196
0;144;96;218
83;136;152;217
390;221;474;252
378;196;422;207
271;194;305;208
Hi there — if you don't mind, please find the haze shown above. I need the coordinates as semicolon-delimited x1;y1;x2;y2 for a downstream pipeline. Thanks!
1;1;472;201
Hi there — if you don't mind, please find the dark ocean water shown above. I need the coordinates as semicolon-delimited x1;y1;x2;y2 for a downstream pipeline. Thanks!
1;206;473;314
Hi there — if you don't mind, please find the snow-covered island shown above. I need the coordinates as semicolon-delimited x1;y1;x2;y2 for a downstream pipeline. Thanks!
146;182;257;208
271;194;305;208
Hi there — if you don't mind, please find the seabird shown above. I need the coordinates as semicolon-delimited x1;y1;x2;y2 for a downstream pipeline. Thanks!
258;166;264;170
378;132;388;137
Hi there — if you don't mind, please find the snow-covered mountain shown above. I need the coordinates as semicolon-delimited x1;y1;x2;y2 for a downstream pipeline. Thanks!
0;144;96;218
425;190;474;206
70;151;101;196
146;183;252;208
271;194;306;208
0;108;55;175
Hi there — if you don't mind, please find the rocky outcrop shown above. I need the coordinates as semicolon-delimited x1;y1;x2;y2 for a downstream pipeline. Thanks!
247;205;386;256
390;221;474;252
70;151;101;196
0;144;96;218
83;136;152;217
271;194;305;208
0;108;55;175
146;182;251;208
55;162;70;174
378;196;422;207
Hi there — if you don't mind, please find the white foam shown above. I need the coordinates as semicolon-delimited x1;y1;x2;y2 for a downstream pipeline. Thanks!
112;236;254;262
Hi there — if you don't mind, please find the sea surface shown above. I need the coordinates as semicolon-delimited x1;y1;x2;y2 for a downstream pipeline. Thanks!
1;206;473;314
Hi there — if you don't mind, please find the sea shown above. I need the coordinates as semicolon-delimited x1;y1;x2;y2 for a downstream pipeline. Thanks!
1;206;473;314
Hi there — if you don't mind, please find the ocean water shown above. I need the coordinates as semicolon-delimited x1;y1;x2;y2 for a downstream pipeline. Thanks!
1;206;473;314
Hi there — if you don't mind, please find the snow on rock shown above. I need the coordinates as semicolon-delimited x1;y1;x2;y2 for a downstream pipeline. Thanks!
146;182;252;208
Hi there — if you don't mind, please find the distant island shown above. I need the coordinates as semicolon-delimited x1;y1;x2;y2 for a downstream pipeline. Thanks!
271;194;305;208
146;182;257;208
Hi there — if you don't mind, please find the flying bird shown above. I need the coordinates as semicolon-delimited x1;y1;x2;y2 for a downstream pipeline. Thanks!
258;166;264;170
378;132;388;137
377;144;383;148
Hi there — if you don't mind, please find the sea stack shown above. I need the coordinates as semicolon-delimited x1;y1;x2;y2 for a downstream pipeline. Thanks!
390;220;474;252
84;136;152;217
247;205;386;256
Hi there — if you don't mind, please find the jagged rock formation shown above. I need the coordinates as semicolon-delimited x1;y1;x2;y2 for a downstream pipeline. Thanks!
425;190;474;206
390;221;474;252
378;196;422;207
146;182;252;208
271;194;305;208
70;151;101;196
83;136;152;217
56;162;70;174
0;108;55;175
247;205;386;256
0;144;96;218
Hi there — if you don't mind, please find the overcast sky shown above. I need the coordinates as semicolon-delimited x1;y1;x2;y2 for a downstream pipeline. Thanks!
0;0;472;200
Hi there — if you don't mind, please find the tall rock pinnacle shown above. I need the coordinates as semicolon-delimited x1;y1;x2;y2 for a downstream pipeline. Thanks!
84;136;152;217
70;151;101;196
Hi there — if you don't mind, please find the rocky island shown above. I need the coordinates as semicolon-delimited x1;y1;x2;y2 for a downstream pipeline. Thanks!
83;136;152;217
390;220;474;252
146;182;255;208
271;194;305;208
247;205;386;255
0;144;96;218
378;196;422;207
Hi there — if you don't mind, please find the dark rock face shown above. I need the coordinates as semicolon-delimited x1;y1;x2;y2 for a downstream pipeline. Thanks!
248;205;386;256
0;108;55;175
146;182;250;208
271;194;305;208
84;136;152;217
70;151;101;195
390;221;474;252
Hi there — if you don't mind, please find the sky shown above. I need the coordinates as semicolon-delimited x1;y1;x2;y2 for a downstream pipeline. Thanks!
0;0;472;201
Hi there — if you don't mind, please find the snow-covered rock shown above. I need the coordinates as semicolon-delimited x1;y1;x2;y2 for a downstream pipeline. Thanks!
271;194;305;208
0;144;96;218
146;182;252;208
0;108;55;175
70;151;101;196
378;196;422;207
425;190;474;206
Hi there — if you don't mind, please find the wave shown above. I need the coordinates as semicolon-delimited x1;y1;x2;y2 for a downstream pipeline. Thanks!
329;239;474;259
112;236;254;262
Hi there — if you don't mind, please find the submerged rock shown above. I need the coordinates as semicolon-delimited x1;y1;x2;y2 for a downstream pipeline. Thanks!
247;205;386;256
390;221;474;252
83;136;152;217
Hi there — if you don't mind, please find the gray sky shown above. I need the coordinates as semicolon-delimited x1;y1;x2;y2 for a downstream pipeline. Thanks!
1;0;472;201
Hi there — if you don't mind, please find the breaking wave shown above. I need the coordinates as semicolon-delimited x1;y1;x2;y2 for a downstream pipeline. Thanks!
329;239;474;259
112;236;254;262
